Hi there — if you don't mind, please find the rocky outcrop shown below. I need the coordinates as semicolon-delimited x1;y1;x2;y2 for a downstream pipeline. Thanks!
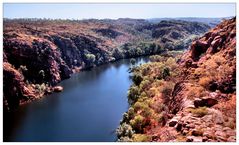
156;17;236;142
3;62;36;111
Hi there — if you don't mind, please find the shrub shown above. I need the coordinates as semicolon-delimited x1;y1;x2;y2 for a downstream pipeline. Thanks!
18;65;28;73
133;101;153;118
187;86;207;99
35;83;47;94
85;53;96;66
156;103;167;113
149;55;164;62
128;85;140;104
160;82;174;103
122;112;129;123
132;134;151;142
112;47;124;59
135;47;143;56
130;58;136;66
199;76;213;88
188;107;208;117
130;115;145;133
162;67;170;80
132;73;143;86
158;111;168;126
139;78;151;92
133;102;144;112
116;123;134;138
128;107;135;120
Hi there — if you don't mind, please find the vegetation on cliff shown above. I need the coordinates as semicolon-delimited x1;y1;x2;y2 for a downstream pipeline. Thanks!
117;17;236;142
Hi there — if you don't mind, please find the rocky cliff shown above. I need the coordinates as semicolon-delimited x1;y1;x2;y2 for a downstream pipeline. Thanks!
3;18;210;111
117;17;236;142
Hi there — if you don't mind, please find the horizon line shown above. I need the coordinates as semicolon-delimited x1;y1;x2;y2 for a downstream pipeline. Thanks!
3;16;235;20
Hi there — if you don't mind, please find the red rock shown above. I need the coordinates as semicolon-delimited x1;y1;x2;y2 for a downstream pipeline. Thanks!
211;38;221;48
3;62;36;111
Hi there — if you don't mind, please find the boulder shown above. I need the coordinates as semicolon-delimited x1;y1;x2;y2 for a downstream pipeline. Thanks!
191;129;203;136
186;136;202;142
186;136;193;142
176;123;182;131
227;136;236;142
168;118;178;127
202;136;208;142
215;131;227;141
182;129;189;135
194;98;218;108
225;130;236;137
53;86;64;92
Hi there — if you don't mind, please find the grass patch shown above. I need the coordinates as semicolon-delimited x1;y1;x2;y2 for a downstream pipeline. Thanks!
132;134;151;142
188;107;208;117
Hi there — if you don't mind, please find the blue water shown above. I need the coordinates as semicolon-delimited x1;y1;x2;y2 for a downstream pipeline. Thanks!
4;57;149;142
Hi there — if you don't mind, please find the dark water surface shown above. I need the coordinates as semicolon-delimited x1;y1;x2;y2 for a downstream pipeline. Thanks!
4;57;149;142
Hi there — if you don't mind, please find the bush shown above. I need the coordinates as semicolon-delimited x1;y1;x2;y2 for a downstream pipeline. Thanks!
112;47;124;59
149;55;164;62
139;79;151;92
160;82;174;103
130;58;136;66
132;73;143;86
199;76;213;88
35;83;47;94
133;101;153;118
116;123;134;138
135;47;143;56
188;107;208;117
156;103;167;114
158;111;168;126
85;53;96;66
133;102;144;112
130;115;145;133
187;86;207;99
162;67;170;79
141;107;153;118
128;107;135;120
18;65;28;73
128;85;140;104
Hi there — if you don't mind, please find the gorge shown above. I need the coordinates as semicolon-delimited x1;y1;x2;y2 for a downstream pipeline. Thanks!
3;17;236;142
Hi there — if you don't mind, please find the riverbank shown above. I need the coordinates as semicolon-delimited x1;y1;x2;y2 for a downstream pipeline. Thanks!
4;56;149;142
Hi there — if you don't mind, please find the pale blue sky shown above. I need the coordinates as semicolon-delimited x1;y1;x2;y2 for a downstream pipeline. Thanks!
3;3;236;19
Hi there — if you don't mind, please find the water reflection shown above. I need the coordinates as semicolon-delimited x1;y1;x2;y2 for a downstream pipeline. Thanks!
4;56;149;142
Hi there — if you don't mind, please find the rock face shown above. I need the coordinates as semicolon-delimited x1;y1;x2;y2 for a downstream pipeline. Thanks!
3;62;36;111
3;18;210;111
157;17;236;142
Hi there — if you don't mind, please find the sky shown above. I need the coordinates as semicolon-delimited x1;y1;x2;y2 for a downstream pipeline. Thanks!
3;3;236;19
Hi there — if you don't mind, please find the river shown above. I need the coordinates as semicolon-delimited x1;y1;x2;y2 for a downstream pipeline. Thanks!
4;57;149;142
